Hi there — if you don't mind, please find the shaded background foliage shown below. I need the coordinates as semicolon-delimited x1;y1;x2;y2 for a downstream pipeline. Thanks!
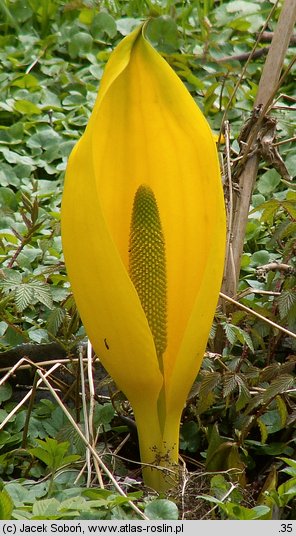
0;0;296;521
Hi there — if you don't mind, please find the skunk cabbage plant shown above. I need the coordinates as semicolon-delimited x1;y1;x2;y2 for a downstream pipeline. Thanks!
61;23;226;491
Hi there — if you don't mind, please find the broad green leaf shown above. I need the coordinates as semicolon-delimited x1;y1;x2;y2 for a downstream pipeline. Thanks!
0;489;13;520
180;421;200;453
252;194;265;207
210;474;232;499
145;16;179;52
144;499;178;520
223;503;270;520
3;484;28;507
257;169;281;195
251;250;270;266
58;497;89;512
223;373;238;397
0;425;9;440
83;489;114;500
198;371;221;397
0;383;12;403
94;403;115;427
263;374;295;403
236;377;251;411
29;447;52;467
46;307;66;335
91;12;117;39
277;477;296;507
33;284;53;309
281;468;296;478
68;33;93;58
15;284;34;312
278;289;296;319
223;322;237;345
14;100;41;116
227;0;260;15
0;187;18;210
197;389;216;414
116;18;144;36
196;372;220;413
28;328;49;343
11;74;39;89
32;498;60;517
1;269;22;285
258;199;280;224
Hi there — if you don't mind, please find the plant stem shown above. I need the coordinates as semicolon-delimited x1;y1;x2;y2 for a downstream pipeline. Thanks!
221;0;296;300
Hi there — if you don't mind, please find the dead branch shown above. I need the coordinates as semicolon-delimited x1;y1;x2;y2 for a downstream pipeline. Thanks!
221;0;296;301
256;262;296;275
216;48;269;63
257;31;296;43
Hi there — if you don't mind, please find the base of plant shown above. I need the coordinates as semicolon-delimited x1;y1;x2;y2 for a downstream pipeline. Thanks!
142;460;180;493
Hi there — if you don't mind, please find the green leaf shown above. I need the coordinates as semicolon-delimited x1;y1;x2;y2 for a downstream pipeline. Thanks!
199;371;221;395
277;477;296;507
32;498;60;517
276;395;288;427
235;327;254;352
278;290;296;319
14;100;41;116
12;74;39;89
68;32;93;58
146;16;179;52
180;421;200;453
196;371;220;413
15;284;35;312
0;383;12;403
258;418;268;444
0;488;14;520
1;269;22;286
30;447;53;467
33;283;53;309
0;187;18;210
210;474;232;499
251;250;270;266
58;496;89;513
91;12;117;39
263;374;295;403
222;323;254;351
223;373;238;397
281;467;296;478
28;328;49;343
46;307;66;335
279;457;296;470
223;322;237;345
257;169;281;195
144;499;178;520
236;376;251;411
94;403;115;427
226;0;260;15
115;18;139;36
223;503;270;520
3;484;29;507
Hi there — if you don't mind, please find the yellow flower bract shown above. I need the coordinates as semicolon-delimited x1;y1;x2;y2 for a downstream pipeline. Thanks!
61;24;226;491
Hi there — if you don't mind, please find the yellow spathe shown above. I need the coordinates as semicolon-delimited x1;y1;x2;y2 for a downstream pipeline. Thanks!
61;23;226;491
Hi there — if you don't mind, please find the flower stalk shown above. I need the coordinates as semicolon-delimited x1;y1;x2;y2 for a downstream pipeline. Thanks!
61;23;226;492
